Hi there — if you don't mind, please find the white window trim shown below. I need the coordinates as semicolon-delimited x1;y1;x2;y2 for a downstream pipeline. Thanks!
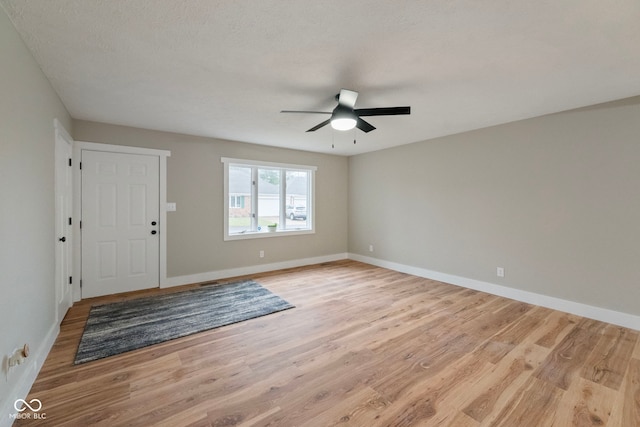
222;157;316;241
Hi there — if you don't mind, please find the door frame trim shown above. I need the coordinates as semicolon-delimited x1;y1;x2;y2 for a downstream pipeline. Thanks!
73;141;171;301
54;119;74;321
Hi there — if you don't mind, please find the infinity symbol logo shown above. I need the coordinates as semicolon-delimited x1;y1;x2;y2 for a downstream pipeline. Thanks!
14;398;42;412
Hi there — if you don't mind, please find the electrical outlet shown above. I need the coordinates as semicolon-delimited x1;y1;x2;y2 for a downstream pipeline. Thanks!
369;245;374;252
497;267;505;277
259;250;264;258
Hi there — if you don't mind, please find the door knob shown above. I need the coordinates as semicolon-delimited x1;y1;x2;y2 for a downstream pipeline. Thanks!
58;236;66;242
151;230;157;235
151;221;157;226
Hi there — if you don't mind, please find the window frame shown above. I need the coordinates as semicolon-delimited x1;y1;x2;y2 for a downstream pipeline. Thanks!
222;157;316;241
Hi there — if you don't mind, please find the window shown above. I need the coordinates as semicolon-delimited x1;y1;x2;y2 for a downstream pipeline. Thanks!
230;195;245;208
222;158;316;240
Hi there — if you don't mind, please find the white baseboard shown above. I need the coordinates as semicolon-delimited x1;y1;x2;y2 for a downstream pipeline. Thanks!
162;253;349;288
349;253;640;331
1;322;59;427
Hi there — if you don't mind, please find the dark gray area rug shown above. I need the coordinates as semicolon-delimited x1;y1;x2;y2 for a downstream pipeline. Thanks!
74;279;294;364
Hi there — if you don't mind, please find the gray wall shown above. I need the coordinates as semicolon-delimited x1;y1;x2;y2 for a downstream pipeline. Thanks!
73;120;349;278
349;97;640;316
0;8;72;410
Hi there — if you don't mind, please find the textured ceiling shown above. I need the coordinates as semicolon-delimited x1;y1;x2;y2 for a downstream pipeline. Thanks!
2;1;640;155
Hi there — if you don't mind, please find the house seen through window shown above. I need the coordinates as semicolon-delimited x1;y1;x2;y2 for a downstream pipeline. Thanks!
222;158;315;240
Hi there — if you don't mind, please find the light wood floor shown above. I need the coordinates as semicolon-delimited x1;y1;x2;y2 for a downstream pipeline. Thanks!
17;260;640;426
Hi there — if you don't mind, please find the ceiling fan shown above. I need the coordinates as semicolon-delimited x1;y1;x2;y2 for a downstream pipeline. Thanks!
281;89;410;133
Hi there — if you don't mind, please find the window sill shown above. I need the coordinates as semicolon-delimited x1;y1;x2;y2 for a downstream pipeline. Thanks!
224;228;315;241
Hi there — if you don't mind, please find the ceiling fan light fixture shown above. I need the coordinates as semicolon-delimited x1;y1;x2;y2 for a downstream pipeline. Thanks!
330;117;357;131
331;106;357;131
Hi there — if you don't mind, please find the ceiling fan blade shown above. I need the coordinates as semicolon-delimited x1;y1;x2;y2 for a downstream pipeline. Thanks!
337;89;358;109
356;118;376;133
281;110;332;114
306;119;331;132
355;106;411;117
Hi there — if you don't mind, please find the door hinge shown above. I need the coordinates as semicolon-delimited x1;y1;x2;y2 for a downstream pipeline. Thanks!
79;161;82;170
68;217;72;226
79;220;82;229
68;158;72;167
80;279;82;288
69;276;72;284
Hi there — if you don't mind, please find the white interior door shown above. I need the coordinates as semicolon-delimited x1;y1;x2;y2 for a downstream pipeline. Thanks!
55;126;73;322
81;150;160;298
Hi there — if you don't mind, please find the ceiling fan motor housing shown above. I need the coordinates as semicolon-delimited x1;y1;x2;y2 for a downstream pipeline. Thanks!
332;104;355;120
